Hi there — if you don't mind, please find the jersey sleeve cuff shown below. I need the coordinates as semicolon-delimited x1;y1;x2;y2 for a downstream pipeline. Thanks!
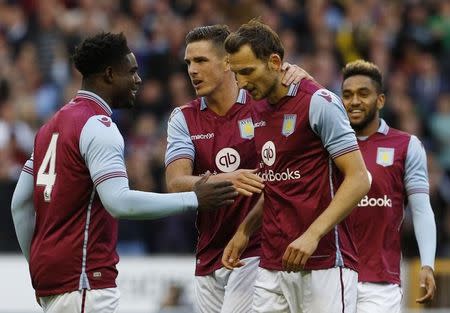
330;144;359;159
23;165;33;175
165;154;195;167
94;171;128;187
406;188;429;196
180;191;198;210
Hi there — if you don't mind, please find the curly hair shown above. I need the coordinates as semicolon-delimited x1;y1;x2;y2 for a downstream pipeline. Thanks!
342;60;383;93
72;32;131;77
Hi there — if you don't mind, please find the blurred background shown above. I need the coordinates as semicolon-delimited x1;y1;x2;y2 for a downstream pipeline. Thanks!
0;0;449;312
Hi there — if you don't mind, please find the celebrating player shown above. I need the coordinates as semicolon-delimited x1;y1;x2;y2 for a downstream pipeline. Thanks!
165;24;306;313
10;32;237;313
341;59;436;312
223;20;370;313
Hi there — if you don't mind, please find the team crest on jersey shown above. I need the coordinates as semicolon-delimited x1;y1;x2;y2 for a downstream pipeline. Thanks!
238;117;254;139
376;147;394;167
282;114;296;137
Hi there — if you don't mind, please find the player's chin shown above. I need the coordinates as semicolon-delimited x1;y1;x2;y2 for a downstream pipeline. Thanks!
123;97;135;108
350;119;365;130
195;86;209;97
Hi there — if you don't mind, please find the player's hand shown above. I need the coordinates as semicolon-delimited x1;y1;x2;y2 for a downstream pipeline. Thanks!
222;230;249;269
416;265;436;304
220;169;264;196
282;230;320;272
281;63;312;86
194;172;238;211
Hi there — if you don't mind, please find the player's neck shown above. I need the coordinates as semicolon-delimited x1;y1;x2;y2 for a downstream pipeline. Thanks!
81;81;113;107
356;118;380;137
205;77;239;116
267;79;289;105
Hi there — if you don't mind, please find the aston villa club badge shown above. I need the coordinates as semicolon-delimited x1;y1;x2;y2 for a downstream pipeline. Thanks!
238;117;254;139
282;114;297;137
376;147;394;167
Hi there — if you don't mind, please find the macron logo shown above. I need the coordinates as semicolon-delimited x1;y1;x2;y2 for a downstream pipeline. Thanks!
98;117;111;127
318;90;332;103
191;133;214;140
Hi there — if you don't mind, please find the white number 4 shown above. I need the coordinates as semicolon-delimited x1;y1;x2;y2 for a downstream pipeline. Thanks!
37;133;59;202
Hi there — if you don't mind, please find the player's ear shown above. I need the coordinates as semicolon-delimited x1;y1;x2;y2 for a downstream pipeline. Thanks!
268;53;282;71
104;66;114;84
377;93;385;110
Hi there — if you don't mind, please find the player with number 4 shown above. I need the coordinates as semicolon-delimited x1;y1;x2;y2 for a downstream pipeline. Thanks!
10;32;237;313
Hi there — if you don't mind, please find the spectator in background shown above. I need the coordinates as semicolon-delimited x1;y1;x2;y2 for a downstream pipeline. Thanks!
429;93;450;172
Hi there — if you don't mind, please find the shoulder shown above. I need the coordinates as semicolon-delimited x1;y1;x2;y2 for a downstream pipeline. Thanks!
298;79;324;97
387;127;411;139
294;80;342;108
60;100;99;127
80;114;123;154
169;100;201;122
386;127;413;145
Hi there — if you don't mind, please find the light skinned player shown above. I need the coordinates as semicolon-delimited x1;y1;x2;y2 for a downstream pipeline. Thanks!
11;32;237;313
222;19;370;313
341;59;436;312
165;24;307;313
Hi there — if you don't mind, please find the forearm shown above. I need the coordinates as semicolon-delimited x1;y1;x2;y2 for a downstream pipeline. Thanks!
167;172;232;192
409;193;436;269
98;177;198;219
237;194;264;236
308;169;369;238
166;174;200;192
11;169;35;261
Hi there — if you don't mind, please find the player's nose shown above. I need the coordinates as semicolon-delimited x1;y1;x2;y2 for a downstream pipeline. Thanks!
134;73;142;85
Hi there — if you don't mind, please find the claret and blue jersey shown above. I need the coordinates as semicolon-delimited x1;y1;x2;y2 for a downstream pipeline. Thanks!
165;89;267;276
254;80;360;272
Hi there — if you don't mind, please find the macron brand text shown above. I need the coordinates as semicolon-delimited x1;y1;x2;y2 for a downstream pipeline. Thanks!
191;133;214;140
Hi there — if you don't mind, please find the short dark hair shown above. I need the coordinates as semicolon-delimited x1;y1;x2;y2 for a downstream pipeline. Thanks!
72;32;131;77
342;60;383;93
224;19;284;61
185;25;230;55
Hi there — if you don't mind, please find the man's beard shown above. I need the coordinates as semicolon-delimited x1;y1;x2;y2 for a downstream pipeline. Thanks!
350;104;377;131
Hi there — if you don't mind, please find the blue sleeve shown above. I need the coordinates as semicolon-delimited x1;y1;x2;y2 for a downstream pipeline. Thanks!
165;107;195;166
408;193;436;269
96;177;198;219
79;115;128;187
11;157;35;261
308;89;359;159
404;135;429;195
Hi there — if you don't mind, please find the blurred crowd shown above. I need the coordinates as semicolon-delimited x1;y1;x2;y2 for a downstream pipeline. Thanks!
0;0;449;258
